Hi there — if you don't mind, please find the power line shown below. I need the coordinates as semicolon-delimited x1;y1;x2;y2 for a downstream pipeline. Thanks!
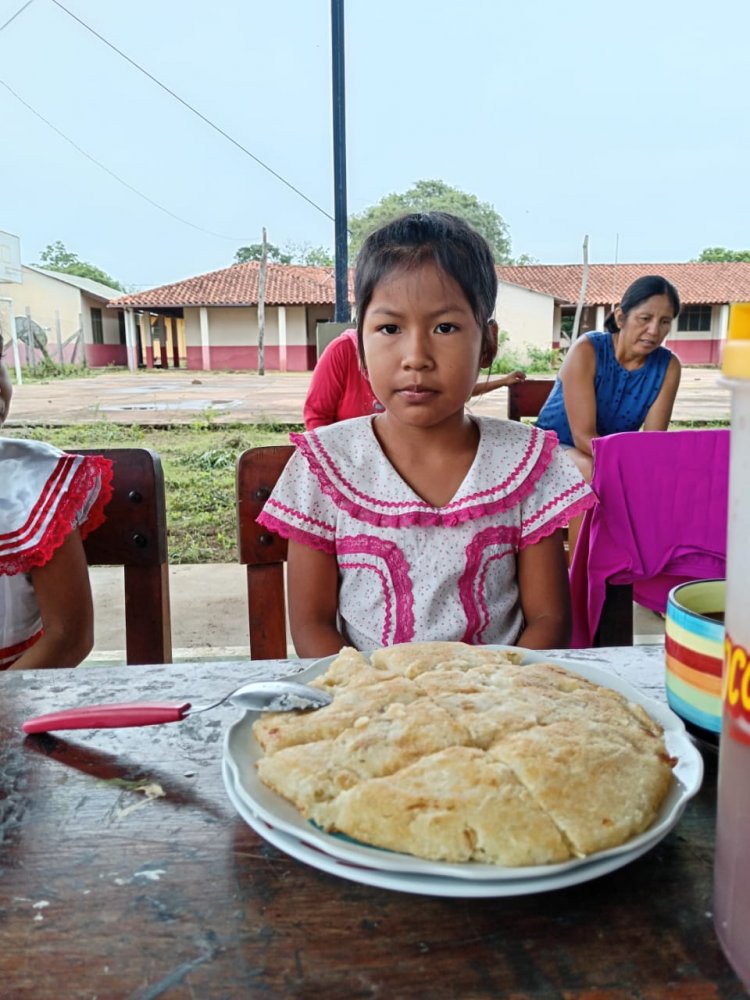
0;76;256;243
49;0;335;224
0;0;34;34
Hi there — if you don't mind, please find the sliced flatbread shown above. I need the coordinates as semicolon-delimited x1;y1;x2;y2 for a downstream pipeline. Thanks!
252;643;674;865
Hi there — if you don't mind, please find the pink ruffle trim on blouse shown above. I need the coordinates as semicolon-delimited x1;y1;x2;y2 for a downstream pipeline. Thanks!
1;455;114;577
338;534;415;645
256;509;336;555
290;427;560;529
519;490;596;550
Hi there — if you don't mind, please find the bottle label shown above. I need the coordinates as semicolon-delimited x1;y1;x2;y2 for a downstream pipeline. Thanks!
723;634;750;746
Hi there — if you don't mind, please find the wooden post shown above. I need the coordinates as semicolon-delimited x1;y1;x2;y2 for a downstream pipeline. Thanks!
55;309;64;363
257;227;267;376
170;316;180;368
571;235;589;342
25;306;36;373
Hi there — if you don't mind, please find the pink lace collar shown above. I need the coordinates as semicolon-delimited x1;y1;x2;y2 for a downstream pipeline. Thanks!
291;417;558;528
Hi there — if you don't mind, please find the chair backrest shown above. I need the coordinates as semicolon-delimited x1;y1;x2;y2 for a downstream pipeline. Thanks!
236;445;295;660
72;447;172;665
507;379;555;421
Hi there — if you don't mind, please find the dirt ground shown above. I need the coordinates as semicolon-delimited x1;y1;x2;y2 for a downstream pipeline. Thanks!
3;366;731;427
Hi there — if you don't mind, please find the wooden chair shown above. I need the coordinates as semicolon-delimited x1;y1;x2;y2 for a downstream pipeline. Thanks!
73;448;172;665
236;446;295;660
506;378;555;421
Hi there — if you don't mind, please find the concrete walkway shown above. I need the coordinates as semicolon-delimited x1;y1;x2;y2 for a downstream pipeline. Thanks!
86;562;665;666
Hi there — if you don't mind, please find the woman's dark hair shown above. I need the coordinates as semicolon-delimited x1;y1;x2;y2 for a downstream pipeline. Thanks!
354;212;498;366
604;275;681;333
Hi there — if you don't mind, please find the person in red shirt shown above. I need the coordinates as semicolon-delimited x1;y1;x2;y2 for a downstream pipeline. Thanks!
304;328;525;430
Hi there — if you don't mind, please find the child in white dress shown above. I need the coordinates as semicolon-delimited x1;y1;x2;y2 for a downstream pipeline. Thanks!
258;212;595;656
0;437;112;669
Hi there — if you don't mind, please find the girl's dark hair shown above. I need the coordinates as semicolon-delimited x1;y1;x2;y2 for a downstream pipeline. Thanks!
604;275;681;333
354;212;498;366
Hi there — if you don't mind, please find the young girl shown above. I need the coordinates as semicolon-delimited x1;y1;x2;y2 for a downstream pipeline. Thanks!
0;434;113;670
258;213;595;656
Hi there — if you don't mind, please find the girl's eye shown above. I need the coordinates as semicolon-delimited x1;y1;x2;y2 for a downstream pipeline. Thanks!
379;324;399;335
435;322;458;334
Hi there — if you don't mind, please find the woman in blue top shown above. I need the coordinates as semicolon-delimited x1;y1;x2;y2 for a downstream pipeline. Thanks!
536;275;682;483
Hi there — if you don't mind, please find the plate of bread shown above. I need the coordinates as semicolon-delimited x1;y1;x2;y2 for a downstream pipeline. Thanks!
223;642;703;895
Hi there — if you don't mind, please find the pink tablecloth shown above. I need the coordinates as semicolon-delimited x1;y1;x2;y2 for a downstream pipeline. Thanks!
569;429;729;647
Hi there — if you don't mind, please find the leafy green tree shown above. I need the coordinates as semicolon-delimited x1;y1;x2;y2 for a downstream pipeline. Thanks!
285;242;334;267
694;247;750;263
36;241;124;290
348;179;512;263
235;243;293;265
234;242;334;267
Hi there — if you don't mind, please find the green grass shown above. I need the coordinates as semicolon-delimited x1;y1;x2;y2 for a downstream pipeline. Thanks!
3;422;298;564
6;415;728;564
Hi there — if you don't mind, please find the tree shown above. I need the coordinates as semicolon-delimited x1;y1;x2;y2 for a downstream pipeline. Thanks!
36;241;124;290
284;242;334;267
694;247;750;263
347;179;512;263
235;243;292;265
234;242;334;267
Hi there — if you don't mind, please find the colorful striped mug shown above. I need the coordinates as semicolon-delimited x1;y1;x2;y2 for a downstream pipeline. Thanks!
665;579;725;735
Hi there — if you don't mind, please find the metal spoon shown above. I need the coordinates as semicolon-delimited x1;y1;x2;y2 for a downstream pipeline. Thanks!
22;679;332;734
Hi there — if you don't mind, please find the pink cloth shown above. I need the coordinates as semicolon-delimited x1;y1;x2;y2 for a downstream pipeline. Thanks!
570;429;729;647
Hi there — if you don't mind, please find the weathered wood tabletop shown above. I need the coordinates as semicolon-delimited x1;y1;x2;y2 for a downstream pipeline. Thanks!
1;647;745;999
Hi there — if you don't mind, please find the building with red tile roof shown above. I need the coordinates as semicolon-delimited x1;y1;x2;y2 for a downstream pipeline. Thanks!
105;260;750;371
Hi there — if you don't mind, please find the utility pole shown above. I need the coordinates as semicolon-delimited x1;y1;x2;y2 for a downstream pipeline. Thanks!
257;227;268;376
572;235;590;341
331;0;349;322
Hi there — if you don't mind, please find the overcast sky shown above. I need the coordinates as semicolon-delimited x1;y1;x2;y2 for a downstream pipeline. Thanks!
1;0;748;290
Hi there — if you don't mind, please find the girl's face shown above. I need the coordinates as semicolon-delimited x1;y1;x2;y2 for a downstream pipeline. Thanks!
615;294;675;355
362;261;494;431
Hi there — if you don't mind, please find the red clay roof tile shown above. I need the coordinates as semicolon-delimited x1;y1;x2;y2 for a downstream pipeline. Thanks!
495;262;750;306
109;261;750;310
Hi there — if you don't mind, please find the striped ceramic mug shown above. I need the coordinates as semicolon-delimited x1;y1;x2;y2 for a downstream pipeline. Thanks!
665;579;725;735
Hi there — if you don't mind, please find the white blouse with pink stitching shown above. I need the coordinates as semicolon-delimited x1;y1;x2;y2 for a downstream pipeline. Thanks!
258;416;594;649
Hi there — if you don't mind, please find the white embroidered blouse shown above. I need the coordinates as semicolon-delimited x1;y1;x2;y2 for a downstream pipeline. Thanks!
0;438;112;667
257;416;595;649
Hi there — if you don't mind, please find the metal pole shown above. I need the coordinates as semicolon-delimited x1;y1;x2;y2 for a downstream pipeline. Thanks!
331;0;349;322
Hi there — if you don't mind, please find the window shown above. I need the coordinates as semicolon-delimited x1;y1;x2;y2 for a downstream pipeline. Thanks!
677;305;712;333
117;310;126;345
91;307;104;344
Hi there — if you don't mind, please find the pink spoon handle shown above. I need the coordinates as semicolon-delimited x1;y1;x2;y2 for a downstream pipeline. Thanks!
22;702;192;734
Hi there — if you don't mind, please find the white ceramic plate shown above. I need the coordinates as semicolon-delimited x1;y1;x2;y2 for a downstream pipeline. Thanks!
223;648;703;885
223;757;665;898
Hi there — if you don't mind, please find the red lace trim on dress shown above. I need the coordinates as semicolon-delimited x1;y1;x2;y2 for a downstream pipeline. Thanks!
0;455;113;577
291;427;560;529
0;627;44;669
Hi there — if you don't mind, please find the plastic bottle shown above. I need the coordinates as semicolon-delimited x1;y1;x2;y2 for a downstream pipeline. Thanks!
714;323;750;988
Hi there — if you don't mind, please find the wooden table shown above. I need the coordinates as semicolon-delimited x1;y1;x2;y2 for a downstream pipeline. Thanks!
1;647;745;999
